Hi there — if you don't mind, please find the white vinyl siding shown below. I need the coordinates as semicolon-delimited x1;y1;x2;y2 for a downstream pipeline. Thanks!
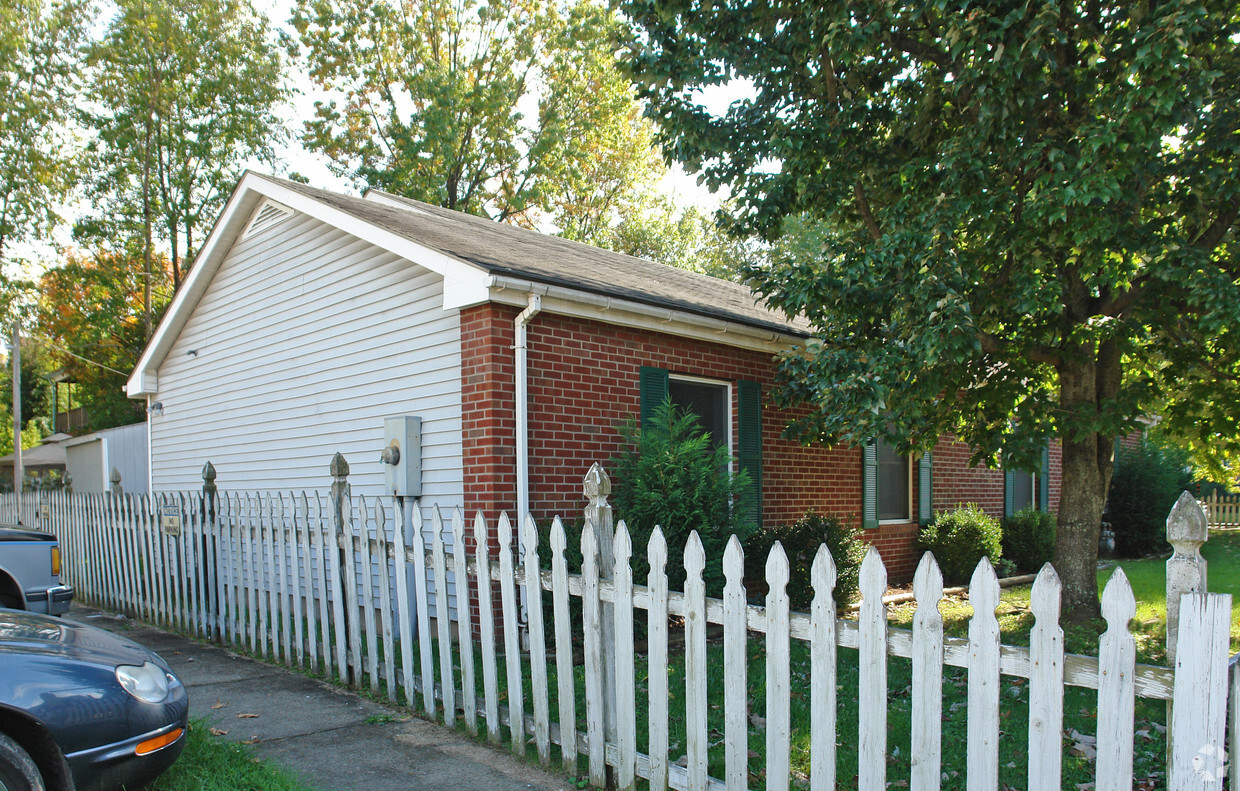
148;212;463;507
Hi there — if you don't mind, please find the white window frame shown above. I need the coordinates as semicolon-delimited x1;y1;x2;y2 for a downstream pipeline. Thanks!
668;373;734;461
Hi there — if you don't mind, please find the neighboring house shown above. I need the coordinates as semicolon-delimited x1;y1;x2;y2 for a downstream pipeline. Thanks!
125;173;1060;580
0;433;72;486
63;422;150;495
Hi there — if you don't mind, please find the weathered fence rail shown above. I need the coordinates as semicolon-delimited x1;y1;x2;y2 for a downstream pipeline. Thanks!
4;465;1234;791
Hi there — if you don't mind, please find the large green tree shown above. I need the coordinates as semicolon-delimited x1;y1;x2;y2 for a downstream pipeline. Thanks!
81;0;287;330
625;0;1240;615
0;0;88;270
289;0;662;229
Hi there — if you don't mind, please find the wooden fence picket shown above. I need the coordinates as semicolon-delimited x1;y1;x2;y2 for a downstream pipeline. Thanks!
359;496;381;695
376;500;397;702
498;513;523;751
911;553;943;791
722;536;747;791
858;547;887;791
393;499;414;703
275;493;293;663
452;509;477;733
581;523;605;788
1028;565;1064;791
551;518;578;775
291;494;308;671
1168;592;1232;789
966;559;1001;791
766;543;792;791
412;507;435;716
646;528;669;791
524;515;552;766
475;512;500;743
611;521;636;789
810;545;837;791
432;506;455;725
683;531;708;791
1096;568;1136;791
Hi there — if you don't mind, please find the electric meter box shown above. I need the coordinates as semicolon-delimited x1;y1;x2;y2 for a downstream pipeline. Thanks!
382;416;422;497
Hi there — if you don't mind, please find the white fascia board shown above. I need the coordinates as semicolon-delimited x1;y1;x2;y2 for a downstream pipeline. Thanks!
487;276;808;354
126;172;492;397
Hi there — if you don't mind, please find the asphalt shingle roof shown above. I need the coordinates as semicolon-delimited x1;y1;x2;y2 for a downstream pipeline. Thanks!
264;176;810;338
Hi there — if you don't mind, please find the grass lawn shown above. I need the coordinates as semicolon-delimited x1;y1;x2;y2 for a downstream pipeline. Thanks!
147;719;312;791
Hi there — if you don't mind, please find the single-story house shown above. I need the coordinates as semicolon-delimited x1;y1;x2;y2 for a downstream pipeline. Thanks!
125;172;1060;580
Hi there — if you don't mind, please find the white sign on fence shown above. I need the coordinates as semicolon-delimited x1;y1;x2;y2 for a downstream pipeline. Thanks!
160;504;182;535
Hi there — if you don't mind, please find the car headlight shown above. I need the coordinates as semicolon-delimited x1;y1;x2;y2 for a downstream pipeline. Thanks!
116;662;170;704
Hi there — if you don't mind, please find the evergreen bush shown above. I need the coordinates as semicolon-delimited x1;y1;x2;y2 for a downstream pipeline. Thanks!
744;510;867;608
1000;508;1057;574
916;504;1002;585
1106;439;1192;557
610;398;755;595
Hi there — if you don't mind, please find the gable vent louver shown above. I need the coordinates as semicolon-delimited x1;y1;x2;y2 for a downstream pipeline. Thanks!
243;199;294;238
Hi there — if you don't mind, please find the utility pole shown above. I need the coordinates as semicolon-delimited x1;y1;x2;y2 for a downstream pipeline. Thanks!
11;324;21;525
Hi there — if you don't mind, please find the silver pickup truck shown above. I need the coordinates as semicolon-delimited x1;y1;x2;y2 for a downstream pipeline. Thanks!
0;527;74;614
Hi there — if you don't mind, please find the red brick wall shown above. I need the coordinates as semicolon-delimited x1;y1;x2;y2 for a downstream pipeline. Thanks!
456;306;941;578
459;306;1074;582
929;436;1063;519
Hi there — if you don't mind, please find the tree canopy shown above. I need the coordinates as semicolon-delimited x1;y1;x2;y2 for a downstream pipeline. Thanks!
0;0;88;270
80;0;287;298
625;0;1240;614
289;0;663;231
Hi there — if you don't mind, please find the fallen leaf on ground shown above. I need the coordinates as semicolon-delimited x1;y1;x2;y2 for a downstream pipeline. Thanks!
237;713;260;719
211;702;225;710
209;728;228;736
242;736;260;744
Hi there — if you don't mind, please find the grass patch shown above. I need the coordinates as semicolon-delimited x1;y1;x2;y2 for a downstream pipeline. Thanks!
147;719;313;791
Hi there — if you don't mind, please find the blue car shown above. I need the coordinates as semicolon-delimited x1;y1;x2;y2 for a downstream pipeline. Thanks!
0;608;188;791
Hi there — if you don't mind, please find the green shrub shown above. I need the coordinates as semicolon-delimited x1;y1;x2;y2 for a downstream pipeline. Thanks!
610;398;756;595
744;511;867;608
916;504;1002;585
1106;439;1192;558
1000;508;1057;574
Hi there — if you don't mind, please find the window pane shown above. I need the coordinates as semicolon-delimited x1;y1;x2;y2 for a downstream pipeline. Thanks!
1011;471;1035;512
668;379;728;450
877;440;909;521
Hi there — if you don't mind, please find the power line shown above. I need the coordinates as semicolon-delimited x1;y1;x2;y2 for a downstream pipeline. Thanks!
22;334;131;377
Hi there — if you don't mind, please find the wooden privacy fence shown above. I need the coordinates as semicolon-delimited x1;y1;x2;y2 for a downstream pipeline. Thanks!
11;462;1237;791
1203;490;1240;529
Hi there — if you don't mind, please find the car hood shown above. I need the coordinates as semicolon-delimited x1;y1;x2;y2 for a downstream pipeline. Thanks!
0;609;153;667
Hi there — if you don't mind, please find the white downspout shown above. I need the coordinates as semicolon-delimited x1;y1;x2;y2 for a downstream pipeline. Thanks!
514;294;541;636
514;293;542;527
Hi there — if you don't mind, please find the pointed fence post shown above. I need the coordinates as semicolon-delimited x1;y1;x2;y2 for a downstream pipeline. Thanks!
202;462;217;522
583;464;617;759
1166;491;1208;665
329;453;353;686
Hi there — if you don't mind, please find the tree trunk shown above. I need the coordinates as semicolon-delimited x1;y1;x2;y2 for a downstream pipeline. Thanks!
1053;353;1118;621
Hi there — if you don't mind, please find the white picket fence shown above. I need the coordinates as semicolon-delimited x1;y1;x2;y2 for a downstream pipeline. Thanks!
6;469;1235;791
1204;491;1240;529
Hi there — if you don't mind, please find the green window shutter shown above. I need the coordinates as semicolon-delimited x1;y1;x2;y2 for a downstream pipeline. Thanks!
737;380;763;527
1003;469;1016;518
862;439;878;529
1038;444;1051;511
639;366;669;427
918;451;933;527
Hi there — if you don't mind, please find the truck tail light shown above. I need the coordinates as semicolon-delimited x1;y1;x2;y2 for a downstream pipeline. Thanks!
51;546;61;577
